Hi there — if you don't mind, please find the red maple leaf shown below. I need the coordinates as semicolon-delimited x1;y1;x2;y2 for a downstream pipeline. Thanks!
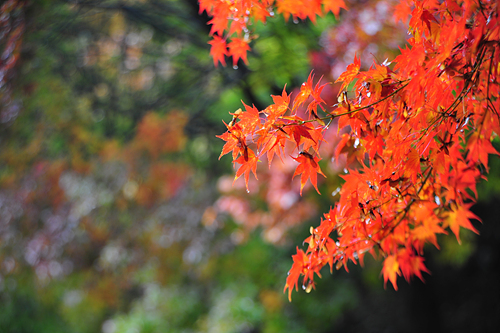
307;77;328;118
292;152;326;195
335;54;360;91
284;247;308;301
445;204;480;244
234;147;259;190
382;254;400;290
217;122;246;160
322;0;347;18
208;34;227;67
237;102;261;135
228;37;251;66
293;72;314;111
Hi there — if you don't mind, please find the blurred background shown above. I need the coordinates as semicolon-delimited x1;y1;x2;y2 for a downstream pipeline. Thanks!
0;0;499;332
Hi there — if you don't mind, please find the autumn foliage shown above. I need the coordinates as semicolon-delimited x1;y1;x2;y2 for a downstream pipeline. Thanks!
206;0;500;300
200;0;346;67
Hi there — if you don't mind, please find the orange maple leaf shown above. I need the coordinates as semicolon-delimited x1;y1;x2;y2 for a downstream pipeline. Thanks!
445;204;480;244
382;254;400;290
228;37;251;66
406;148;421;183
335;54;360;91
208;14;230;36
237;102;261;134
307;76;328;118
467;133;500;170
260;132;287;167
322;0;347;18
392;0;412;24
292;152;326;195
267;85;290;121
208;34;227;67
234;147;259;190
293;71;314;111
284;247;308;301
217;121;247;160
398;250;430;283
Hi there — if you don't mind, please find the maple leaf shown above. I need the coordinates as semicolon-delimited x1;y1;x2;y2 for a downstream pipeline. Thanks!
250;1;272;23
394;41;426;75
208;34;227;67
322;0;347;18
234;147;259;190
382;254;400;290
208;14;230;36
292;152;326;195
335;54;360;91
393;0;412;23
228;37;251;66
266;85;290;121
275;0;304;22
364;133;385;161
300;126;325;154
229;17;248;36
409;8;438;33
284;247;308;301
398;249;430;283
406;148;421;183
237;102;261;135
467;133;499;170
292;72;314;111
289;123;314;148
217;122;246;160
445;204;480;244
260;131;287;167
307;77;328;118
412;204;446;251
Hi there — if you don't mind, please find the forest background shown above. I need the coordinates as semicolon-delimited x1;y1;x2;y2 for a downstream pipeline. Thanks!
0;0;499;332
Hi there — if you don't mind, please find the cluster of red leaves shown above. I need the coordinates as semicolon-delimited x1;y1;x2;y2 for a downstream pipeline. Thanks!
200;0;346;66
218;72;330;192
214;0;500;301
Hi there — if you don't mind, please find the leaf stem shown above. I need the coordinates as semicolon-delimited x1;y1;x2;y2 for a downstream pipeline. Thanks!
277;80;411;128
332;80;411;118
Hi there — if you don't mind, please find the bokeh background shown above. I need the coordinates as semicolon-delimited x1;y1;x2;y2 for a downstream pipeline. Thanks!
1;0;499;332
